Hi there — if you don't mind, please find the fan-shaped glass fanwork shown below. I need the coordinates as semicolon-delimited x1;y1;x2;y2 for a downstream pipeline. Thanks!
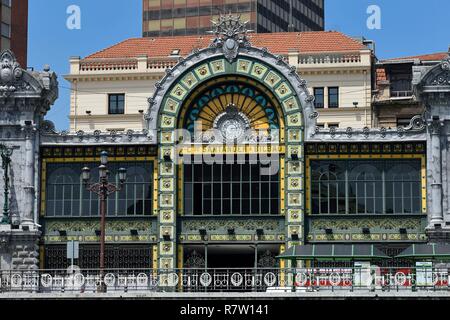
183;82;280;137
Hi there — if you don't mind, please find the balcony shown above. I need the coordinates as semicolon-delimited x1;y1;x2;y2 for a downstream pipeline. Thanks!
390;90;413;99
297;52;370;70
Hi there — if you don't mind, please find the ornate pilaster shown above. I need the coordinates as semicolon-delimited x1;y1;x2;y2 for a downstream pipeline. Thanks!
427;118;444;228
21;124;37;226
414;51;450;240
0;50;58;269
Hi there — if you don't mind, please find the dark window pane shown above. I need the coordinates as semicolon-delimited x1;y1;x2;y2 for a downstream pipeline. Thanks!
314;87;324;108
108;94;125;114
328;87;339;108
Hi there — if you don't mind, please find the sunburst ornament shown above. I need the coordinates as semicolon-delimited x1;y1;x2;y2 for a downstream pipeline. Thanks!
208;14;253;63
213;104;251;142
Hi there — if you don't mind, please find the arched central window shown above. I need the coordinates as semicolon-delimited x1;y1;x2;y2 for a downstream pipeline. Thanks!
184;81;279;132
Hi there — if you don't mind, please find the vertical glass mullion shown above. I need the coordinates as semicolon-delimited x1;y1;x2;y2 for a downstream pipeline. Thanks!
133;183;137;216
327;180;330;215
78;181;83;216
70;183;74;217
240;163;243;215
382;169;386;214
401;181;405;214
318;180;322;214
345;166;349;214
142;180;145;215
410;180;413;214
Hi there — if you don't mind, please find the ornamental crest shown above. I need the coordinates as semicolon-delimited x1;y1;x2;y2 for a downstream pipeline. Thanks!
209;14;253;63
0;50;23;94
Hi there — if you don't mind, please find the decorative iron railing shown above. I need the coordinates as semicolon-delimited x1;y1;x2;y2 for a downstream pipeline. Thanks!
390;90;413;98
0;267;449;293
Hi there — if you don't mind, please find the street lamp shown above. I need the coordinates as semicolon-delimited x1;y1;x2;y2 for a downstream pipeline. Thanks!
82;151;127;292
0;144;14;225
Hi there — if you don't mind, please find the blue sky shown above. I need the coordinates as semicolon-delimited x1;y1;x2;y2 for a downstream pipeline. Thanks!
28;0;450;130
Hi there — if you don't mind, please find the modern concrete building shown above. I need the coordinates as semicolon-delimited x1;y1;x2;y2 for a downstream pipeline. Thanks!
0;0;28;67
142;0;324;37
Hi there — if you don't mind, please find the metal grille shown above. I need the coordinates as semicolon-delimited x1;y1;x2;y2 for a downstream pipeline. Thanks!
44;245;152;270
184;156;280;215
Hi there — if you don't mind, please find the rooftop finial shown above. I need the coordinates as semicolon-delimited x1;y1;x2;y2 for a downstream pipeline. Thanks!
208;14;253;63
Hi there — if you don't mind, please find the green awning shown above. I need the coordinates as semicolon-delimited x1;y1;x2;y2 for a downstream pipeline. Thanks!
276;244;391;261
396;243;450;259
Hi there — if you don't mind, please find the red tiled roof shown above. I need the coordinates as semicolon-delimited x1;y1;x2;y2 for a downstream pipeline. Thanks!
383;52;448;62
84;31;367;60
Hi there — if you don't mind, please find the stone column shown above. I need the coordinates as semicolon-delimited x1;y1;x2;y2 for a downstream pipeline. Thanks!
428;118;444;228
21;125;36;226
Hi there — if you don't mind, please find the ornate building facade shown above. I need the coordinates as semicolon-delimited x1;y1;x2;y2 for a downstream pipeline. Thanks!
1;16;450;272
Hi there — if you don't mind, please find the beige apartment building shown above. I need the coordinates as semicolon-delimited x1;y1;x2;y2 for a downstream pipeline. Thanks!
65;31;373;132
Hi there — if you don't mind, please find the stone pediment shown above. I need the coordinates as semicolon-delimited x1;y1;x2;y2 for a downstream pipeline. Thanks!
414;53;450;91
0;50;58;117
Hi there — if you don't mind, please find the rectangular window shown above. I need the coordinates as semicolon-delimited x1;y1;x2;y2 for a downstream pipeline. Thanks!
108;94;125;114
45;161;153;217
184;155;280;215
328;87;339;108
313;87;324;108
310;159;422;215
1;23;10;38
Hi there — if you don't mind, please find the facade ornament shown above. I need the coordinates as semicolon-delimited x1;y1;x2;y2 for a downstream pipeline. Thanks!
309;111;319;120
0;50;23;96
191;48;200;56
22;124;36;139
147;97;155;108
177;56;186;66
126;129;134;141
40;120;57;134
257;251;278;268
76;130;84;142
441;59;450;71
144;112;152;121
110;130;118;142
208;14;252;63
397;126;405;137
93;130;101;142
213;104;251;142
305;95;315;103
276;55;284;65
260;47;268;57
184;250;205;268
298;79;307;88
288;65;297;75
329;126;336;138
428;117;444;135
363;126;370;138
346;127;353;138
403;115;426;131
380;127;387;138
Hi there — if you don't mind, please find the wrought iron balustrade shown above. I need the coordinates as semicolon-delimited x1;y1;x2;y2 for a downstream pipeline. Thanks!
0;267;449;294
